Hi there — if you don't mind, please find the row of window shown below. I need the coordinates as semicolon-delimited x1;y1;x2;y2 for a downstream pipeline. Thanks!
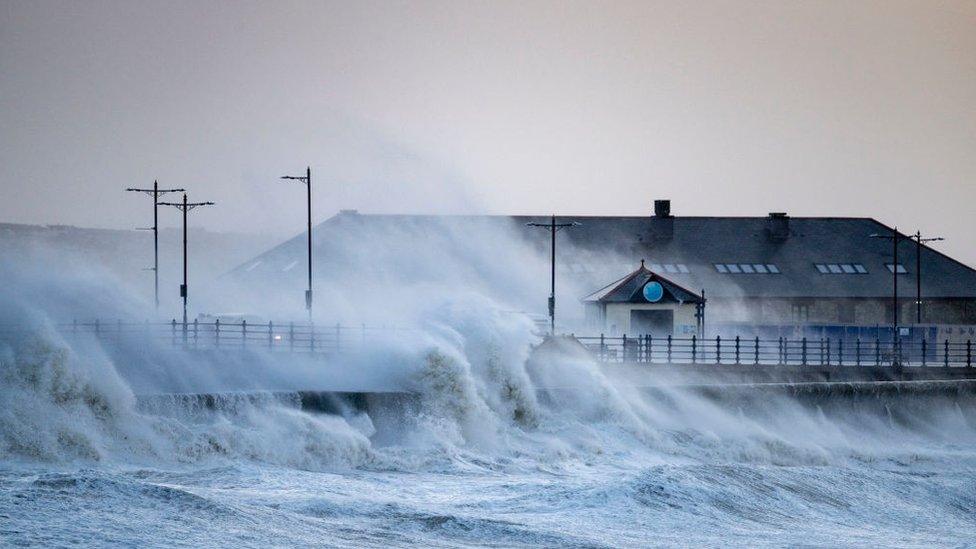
557;262;908;276
815;263;868;274
714;263;781;274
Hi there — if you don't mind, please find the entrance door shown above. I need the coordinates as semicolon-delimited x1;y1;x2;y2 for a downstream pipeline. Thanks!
630;309;674;336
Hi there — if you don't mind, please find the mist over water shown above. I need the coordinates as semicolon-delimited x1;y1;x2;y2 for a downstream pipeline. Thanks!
2;235;976;547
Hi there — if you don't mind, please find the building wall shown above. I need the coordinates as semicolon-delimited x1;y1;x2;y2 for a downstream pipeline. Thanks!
707;297;976;326
603;302;698;336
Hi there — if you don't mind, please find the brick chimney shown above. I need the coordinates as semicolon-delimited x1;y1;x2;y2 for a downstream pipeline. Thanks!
651;199;674;239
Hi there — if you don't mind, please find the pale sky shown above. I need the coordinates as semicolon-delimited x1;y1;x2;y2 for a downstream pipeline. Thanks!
2;1;975;264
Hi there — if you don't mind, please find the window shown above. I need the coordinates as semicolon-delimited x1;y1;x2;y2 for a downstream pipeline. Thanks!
715;263;780;274
791;304;810;323
281;260;298;272
664;264;678;273
886;263;908;274
649;263;663;272
677;264;690;273
816;263;869;274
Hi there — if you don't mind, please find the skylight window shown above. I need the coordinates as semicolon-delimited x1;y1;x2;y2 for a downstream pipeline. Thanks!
649;263;663;272
886;263;908;274
715;263;780;274
815;263;869;274
677;264;690;273
281;260;298;272
664;264;678;273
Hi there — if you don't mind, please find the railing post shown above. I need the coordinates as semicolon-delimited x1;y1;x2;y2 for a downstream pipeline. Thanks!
945;339;950;368
778;337;784;364
667;335;673;363
825;337;831;366
968;340;972;367
691;335;697;364
715;335;721;365
856;338;861;367
193;319;198;348
645;335;651;363
268;321;274;349
622;334;627;363
309;321;315;353
94;318;100;336
171;319;176;346
754;336;760;365
921;338;927;367
215;318;221;349
242;319;247;349
735;335;740;365
838;339;843;367
72;319;78;333
875;337;881;367
801;337;807;366
600;333;606;361
289;322;294;352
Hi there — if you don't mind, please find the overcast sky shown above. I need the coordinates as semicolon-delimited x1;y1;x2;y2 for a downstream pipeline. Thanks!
2;1;975;263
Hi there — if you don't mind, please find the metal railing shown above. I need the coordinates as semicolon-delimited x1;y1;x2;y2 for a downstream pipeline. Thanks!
577;334;975;368
0;319;409;355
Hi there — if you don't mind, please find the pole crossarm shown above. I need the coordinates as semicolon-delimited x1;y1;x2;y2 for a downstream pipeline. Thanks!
159;201;215;211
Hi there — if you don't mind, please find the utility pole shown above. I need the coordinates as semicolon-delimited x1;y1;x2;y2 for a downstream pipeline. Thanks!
159;194;214;327
527;216;580;336
281;167;313;323
870;227;906;354
914;231;945;324
126;181;184;313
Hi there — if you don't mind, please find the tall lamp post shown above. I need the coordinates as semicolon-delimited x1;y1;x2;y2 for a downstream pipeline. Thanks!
527;215;580;336
281;167;313;323
159;194;214;327
125;181;185;313
914;231;945;324
870;227;906;362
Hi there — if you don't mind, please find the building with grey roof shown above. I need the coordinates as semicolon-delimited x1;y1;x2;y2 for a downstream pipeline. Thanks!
228;201;976;333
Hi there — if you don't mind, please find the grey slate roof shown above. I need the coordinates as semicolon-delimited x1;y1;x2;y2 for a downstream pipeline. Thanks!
229;212;976;300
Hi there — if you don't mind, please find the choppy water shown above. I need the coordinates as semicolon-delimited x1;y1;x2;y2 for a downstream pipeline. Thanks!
3;322;976;548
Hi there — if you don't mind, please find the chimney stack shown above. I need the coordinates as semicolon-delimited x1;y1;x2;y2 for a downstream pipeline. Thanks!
767;212;790;240
654;199;672;218
651;199;674;240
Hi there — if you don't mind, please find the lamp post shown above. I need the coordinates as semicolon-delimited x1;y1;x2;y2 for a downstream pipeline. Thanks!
914;231;945;324
125;181;184;313
281;167;313;323
527;215;580;335
159;194;214;327
870;227;906;363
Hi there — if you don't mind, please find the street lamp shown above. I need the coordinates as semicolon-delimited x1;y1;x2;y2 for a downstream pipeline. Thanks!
281;166;313;323
125;181;184;313
870;227;906;363
527;215;580;336
914;231;945;324
159;193;214;328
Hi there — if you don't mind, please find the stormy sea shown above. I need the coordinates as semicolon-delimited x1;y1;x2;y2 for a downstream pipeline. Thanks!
2;306;976;549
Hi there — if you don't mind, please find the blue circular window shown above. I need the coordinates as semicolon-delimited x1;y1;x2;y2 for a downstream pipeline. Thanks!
642;281;664;302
